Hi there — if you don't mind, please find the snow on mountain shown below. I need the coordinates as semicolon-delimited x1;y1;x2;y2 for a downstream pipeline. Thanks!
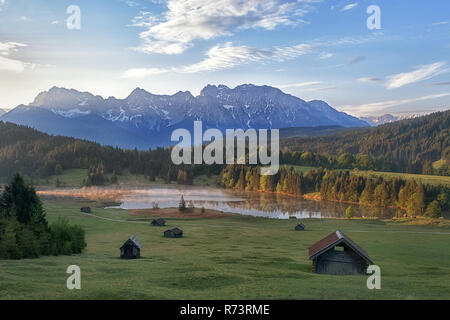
52;108;92;118
1;84;368;148
359;114;399;126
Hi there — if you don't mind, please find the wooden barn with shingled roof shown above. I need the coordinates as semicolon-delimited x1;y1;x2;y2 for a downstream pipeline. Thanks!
120;236;142;259
295;223;305;231
309;230;373;275
164;227;183;238
151;218;166;226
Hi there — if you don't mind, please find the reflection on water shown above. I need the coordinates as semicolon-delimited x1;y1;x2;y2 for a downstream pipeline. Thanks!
108;186;399;219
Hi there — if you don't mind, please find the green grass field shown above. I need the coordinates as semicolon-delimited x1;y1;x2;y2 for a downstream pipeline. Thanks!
30;166;450;190
35;169;220;189
1;198;449;300
286;165;450;187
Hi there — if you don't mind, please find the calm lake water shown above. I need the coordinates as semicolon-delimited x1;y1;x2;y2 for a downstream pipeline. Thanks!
106;186;399;219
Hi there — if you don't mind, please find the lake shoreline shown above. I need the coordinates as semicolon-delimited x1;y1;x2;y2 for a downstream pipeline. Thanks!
37;184;449;220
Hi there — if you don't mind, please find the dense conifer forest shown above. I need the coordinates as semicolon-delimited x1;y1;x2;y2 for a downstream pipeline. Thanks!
281;110;450;175
220;165;449;218
0;121;226;185
0;174;86;259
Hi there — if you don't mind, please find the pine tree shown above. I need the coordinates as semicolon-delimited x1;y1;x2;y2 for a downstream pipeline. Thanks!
0;213;21;259
110;171;118;184
237;169;245;190
178;195;186;212
424;200;442;218
345;206;355;219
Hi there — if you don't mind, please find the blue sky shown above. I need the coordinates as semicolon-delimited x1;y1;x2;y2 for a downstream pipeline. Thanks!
0;0;449;116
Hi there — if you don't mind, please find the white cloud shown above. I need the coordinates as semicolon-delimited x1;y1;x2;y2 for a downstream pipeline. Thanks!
319;52;333;59
0;41;40;73
0;41;27;56
131;0;318;54
386;61;449;89
277;81;322;89
340;93;450;115
123;41;313;78
120;0;140;6
432;21;448;26
277;81;336;92
0;56;27;72
341;2;358;12
358;77;382;83
123;33;382;78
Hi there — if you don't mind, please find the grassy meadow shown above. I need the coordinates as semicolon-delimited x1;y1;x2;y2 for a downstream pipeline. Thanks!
1;198;449;300
31;169;220;189
286;165;450;187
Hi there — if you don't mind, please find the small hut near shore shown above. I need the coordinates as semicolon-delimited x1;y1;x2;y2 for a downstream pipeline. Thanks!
120;236;142;259
309;230;373;275
295;223;305;231
164;227;183;238
80;207;91;213
151;218;166;226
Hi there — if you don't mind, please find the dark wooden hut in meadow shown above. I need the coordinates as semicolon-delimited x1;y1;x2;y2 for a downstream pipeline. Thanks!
295;223;305;231
120;236;142;259
309;230;373;275
151;218;166;226
80;207;91;213
164;227;183;238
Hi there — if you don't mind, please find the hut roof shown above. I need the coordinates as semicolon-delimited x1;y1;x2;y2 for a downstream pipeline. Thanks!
308;230;373;264
121;235;142;249
153;218;166;224
166;227;183;235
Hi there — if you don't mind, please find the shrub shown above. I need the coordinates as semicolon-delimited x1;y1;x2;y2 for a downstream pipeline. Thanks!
187;200;195;212
178;195;186;212
49;217;86;256
424;200;442;218
0;174;87;260
345;206;355;219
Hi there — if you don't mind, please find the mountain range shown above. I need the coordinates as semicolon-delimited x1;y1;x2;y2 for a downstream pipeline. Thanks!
359;114;424;126
359;114;399;126
0;84;368;149
0;108;5;116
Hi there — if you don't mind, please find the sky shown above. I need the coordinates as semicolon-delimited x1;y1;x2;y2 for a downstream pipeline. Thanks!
0;0;449;117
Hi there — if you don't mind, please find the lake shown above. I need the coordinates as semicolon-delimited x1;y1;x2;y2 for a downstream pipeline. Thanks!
45;185;399;219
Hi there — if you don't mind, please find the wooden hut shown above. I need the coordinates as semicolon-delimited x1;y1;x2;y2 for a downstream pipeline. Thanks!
309;230;373;275
164;227;183;238
80;207;91;213
151;218;166;226
120;236;142;259
295;223;305;231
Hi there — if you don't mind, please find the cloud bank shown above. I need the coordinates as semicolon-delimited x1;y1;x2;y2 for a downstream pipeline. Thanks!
386;61;448;89
131;0;318;54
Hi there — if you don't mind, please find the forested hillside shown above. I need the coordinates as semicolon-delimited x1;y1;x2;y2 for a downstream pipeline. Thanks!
0;121;168;180
1;108;449;183
281;110;450;170
0;121;218;183
221;165;450;218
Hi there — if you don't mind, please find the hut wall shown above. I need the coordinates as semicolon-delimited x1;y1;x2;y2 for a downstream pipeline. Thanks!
121;244;139;259
314;247;367;275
